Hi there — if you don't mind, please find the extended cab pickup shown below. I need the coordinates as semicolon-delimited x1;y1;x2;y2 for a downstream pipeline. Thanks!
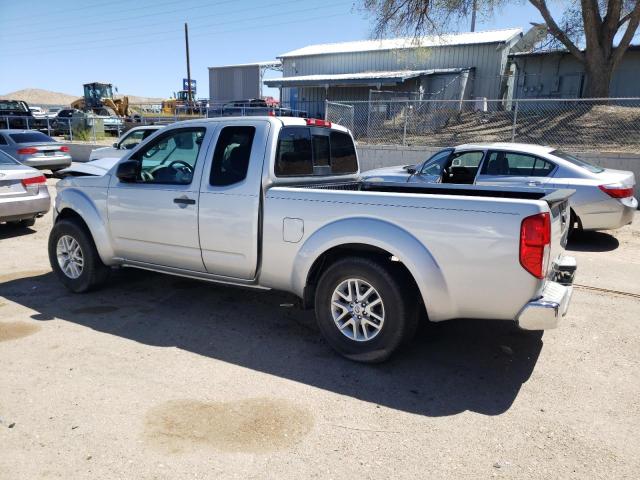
50;117;576;362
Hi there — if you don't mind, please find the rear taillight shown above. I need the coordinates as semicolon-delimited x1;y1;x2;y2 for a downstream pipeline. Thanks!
598;184;634;199
520;212;551;279
17;147;38;155
60;145;70;152
306;118;332;128
21;175;47;187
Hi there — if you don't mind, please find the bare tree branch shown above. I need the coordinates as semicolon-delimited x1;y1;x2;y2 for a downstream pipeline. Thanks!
529;0;585;61
611;0;640;66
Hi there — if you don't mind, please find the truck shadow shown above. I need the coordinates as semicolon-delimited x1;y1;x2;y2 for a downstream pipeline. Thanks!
1;270;543;418
0;224;37;240
566;231;619;252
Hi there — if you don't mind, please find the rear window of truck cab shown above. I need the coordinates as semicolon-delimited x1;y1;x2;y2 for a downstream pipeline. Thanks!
275;127;357;176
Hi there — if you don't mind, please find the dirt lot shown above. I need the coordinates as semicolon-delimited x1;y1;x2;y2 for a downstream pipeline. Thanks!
1;179;639;479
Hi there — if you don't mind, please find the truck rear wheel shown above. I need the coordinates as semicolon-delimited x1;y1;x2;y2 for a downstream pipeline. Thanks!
314;256;417;363
48;219;110;293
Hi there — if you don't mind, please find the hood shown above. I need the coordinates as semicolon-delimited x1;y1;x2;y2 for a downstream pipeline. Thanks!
58;156;120;177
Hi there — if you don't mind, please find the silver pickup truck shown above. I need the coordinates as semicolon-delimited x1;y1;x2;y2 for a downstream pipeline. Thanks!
49;116;576;362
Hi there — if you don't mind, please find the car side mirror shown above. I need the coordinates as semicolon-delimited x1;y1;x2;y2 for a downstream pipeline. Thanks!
406;167;416;174
116;160;140;182
112;142;118;148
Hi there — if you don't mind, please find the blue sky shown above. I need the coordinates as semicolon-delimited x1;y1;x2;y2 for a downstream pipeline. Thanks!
0;0;558;99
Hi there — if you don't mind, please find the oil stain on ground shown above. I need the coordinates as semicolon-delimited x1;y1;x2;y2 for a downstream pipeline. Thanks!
144;398;314;454
0;321;41;342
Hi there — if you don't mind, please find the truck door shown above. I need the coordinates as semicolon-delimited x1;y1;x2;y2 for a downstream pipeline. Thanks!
198;120;270;279
106;126;210;272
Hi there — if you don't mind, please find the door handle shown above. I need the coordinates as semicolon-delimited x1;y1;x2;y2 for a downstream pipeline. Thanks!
528;181;541;186
174;197;196;205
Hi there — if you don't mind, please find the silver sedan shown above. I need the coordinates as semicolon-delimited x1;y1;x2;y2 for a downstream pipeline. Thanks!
0;129;72;172
0;150;51;227
363;142;637;233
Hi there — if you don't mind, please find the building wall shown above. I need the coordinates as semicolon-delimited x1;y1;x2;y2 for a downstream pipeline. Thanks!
280;41;515;106
512;49;640;98
209;65;261;102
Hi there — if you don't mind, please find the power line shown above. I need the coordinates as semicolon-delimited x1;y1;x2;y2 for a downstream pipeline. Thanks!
0;11;346;58
0;3;347;54
1;0;318;47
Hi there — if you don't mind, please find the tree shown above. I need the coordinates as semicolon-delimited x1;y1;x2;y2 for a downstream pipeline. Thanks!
362;0;640;97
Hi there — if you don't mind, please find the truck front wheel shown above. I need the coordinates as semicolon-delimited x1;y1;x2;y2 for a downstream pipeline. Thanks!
314;256;417;363
48;219;110;293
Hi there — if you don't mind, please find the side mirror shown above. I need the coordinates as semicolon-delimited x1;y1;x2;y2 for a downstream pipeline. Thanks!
406;167;416;174
112;142;118;148
116;160;140;182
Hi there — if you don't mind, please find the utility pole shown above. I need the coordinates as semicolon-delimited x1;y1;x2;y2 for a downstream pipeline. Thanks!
470;0;477;32
184;22;193;112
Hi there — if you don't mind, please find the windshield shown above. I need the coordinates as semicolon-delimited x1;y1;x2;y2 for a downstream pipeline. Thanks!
0;150;19;165
551;150;604;173
0;101;29;113
9;132;55;143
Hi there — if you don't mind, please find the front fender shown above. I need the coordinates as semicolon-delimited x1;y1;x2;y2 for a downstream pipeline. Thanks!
291;217;454;321
55;188;117;266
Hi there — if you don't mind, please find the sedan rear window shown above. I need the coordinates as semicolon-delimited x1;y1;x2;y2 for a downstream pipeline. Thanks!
0;150;18;165
9;132;55;143
551;150;604;173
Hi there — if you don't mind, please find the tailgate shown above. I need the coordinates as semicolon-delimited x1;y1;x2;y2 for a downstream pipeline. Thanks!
541;189;574;274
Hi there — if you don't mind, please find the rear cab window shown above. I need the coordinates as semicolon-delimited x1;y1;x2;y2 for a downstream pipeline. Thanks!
275;126;357;177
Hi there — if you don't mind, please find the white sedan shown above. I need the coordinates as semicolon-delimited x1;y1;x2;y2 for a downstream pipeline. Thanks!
364;142;636;233
89;125;163;161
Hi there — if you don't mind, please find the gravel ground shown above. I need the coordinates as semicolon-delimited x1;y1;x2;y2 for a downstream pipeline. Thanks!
1;179;639;479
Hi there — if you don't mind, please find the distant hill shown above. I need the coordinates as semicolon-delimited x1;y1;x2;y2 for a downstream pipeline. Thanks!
0;88;79;106
0;88;165;106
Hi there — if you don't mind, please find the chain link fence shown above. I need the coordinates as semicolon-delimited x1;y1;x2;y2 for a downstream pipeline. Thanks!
326;97;640;153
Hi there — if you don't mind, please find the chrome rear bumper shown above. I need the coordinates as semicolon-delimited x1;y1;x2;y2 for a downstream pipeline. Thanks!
516;256;576;331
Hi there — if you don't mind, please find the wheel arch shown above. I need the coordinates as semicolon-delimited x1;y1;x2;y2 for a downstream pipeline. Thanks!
54;189;117;265
291;217;454;321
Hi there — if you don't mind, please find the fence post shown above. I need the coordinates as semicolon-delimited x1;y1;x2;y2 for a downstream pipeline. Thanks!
511;100;519;142
91;117;96;143
26;116;30;130
324;99;328;120
5;117;9;129
69;119;73;142
46;118;51;136
402;100;409;146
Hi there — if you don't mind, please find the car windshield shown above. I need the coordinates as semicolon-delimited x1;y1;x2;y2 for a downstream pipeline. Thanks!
0;101;29;112
9;132;55;143
552;150;604;173
0;150;19;165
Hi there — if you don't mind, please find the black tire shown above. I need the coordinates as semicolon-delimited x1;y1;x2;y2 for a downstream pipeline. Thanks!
314;256;418;363
48;219;110;293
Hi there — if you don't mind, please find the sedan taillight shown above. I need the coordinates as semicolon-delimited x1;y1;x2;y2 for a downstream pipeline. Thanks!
21;175;47;187
598;184;634;199
60;146;70;152
17;147;39;155
520;212;551;279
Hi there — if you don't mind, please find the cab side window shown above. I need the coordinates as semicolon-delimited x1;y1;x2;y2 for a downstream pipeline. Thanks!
420;149;452;176
210;126;256;186
131;127;205;185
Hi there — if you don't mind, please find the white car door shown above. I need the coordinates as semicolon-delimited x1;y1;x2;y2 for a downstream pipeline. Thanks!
107;126;210;272
475;150;556;188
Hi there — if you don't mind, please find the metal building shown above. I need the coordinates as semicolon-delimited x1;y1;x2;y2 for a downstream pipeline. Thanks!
208;61;281;103
264;29;523;116
509;46;640;98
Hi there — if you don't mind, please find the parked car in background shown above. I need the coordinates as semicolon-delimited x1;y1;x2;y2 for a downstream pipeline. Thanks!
0;100;35;129
88;125;163;161
364;143;636;234
46;107;62;118
0;130;72;172
0;149;50;227
29;106;46;118
50;108;83;135
49;117;576;362
93;108;124;134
